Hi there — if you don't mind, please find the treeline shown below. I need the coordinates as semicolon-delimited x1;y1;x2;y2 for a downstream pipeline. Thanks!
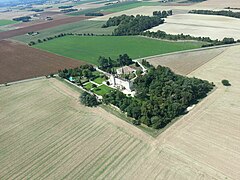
60;9;78;13
189;9;240;19
30;8;44;12
102;14;164;35
103;66;214;129
98;54;133;73
142;30;239;47
153;10;172;18
85;12;104;16
28;33;103;46
58;5;73;9
13;16;32;22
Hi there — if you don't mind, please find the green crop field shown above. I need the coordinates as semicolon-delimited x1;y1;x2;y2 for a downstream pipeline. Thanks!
12;20;115;43
102;1;161;13
69;1;161;16
0;19;16;26
34;36;204;65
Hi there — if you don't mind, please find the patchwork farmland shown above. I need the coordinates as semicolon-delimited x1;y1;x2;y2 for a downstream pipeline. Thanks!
1;43;240;179
0;16;91;40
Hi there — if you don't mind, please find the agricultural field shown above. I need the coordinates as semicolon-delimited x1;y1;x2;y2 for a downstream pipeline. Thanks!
0;16;91;40
0;19;16;26
70;1;161;16
0;40;85;84
150;14;240;40
34;36;204;65
147;46;227;75
12;20;115;43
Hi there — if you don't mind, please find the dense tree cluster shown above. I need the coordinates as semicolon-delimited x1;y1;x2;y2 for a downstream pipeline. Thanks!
98;54;133;73
189;9;240;19
58;5;73;9
80;92;99;107
85;12;104;16
13;16;32;22
58;64;95;82
103;66;214;129
30;8;44;12
60;9;78;13
142;30;238;46
153;10;172;18
102;14;164;35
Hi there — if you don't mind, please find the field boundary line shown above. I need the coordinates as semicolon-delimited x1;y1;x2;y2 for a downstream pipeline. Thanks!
0;76;46;87
136;43;240;61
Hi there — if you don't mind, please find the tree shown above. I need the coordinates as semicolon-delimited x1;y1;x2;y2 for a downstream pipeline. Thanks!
80;92;98;107
222;79;231;86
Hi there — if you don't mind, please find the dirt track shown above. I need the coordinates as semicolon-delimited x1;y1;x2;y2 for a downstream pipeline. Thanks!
0;16;91;40
0;40;86;84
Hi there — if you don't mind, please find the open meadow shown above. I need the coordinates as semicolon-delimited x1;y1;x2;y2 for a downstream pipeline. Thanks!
34;36;204;65
1;43;240;179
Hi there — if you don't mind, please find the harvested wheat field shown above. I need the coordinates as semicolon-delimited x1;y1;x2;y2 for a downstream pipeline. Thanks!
1;42;240;179
147;46;227;75
150;14;240;40
0;40;85;84
0;78;227;179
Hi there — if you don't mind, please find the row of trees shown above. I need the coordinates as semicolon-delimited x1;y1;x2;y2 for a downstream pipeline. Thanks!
85;12;104;16
189;9;240;19
102;14;164;35
142;30;238;46
98;54;133;73
103;66;214;129
28;33;100;46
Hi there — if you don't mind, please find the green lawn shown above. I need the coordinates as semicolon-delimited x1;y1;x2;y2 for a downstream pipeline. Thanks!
84;82;94;90
93;85;113;96
12;20;115;43
93;77;106;84
0;20;17;26
34;36;204;65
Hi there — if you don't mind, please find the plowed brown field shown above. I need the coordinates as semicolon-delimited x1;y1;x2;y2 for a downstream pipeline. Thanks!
0;40;86;84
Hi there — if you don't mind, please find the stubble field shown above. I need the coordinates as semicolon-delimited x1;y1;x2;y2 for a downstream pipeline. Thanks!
147;46;227;75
